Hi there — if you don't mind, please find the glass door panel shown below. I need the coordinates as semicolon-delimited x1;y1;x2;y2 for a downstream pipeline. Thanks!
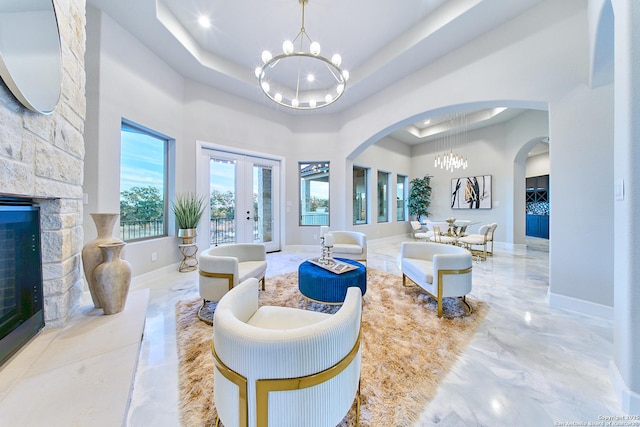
205;150;280;252
209;157;237;246
252;164;274;244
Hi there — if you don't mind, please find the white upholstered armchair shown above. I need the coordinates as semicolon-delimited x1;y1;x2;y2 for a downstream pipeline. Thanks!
212;278;362;427
400;242;473;317
458;223;497;260
198;243;267;323
411;220;430;241
326;230;367;263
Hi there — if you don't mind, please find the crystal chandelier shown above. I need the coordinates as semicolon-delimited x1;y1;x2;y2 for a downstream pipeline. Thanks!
434;112;469;172
255;0;349;110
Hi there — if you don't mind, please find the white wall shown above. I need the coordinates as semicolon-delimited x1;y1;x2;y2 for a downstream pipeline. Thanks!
549;82;614;313
526;152;550;177
85;7;185;276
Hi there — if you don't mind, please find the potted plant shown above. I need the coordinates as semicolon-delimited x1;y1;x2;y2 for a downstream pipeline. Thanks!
408;175;432;222
172;192;206;244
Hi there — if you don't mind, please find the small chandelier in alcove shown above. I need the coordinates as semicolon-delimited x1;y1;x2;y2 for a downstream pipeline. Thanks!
434;113;469;172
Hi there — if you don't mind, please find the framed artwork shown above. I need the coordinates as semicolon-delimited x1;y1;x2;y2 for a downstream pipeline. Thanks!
451;175;492;209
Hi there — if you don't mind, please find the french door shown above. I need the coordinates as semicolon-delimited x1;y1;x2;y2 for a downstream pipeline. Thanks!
201;149;280;252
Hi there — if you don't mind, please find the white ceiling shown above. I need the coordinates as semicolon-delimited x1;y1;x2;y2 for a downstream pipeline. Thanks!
85;0;548;147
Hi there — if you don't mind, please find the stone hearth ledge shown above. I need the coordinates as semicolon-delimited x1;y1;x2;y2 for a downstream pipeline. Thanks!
0;288;149;427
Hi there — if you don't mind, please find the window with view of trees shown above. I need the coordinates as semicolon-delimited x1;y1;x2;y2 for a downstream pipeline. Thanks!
378;171;389;223
397;174;407;221
299;162;329;226
353;166;367;225
120;120;169;241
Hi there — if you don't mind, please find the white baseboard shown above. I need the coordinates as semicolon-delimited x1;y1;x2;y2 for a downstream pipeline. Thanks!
610;360;640;414
547;290;614;320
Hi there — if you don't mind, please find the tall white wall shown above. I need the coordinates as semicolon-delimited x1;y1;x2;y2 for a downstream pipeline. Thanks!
85;7;185;276
548;82;614;315
610;0;640;413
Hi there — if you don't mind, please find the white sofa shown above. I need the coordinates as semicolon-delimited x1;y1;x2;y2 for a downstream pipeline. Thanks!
400;242;473;317
212;278;362;427
197;243;267;323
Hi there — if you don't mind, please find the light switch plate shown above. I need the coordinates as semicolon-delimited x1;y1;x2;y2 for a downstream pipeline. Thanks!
615;179;624;201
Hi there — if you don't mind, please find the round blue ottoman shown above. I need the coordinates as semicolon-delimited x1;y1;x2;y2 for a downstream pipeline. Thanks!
298;258;366;306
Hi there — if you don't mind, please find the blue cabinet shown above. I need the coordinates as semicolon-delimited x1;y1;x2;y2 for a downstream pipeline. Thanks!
526;214;549;239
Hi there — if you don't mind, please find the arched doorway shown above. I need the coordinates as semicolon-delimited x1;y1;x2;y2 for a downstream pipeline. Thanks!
524;140;550;249
513;137;549;246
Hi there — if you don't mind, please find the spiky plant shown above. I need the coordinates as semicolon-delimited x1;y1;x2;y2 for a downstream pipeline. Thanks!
172;193;206;229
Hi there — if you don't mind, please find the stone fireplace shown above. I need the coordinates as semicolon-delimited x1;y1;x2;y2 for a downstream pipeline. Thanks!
0;0;86;335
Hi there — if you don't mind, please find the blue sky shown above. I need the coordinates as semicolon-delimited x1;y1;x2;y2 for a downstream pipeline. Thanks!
209;159;235;194
120;129;165;193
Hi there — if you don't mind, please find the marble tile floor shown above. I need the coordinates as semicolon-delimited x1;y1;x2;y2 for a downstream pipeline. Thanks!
127;235;622;427
0;235;624;426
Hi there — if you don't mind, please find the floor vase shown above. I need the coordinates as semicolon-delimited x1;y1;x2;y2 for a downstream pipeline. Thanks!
82;213;122;308
93;242;131;315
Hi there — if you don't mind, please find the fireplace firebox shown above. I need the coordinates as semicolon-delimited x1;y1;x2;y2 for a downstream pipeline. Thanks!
0;198;44;367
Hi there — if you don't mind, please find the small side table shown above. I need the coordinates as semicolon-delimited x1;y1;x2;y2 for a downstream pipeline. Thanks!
178;244;198;272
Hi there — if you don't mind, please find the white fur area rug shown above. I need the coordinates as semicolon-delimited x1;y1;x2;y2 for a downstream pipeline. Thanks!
176;268;488;426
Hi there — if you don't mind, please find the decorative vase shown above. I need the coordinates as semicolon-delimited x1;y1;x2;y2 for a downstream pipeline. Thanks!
178;228;197;244
93;242;131;315
82;213;122;308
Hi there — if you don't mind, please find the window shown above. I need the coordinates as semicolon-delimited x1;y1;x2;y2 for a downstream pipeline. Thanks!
299;162;329;226
120;120;169;241
396;174;407;221
377;171;389;223
353;166;368;225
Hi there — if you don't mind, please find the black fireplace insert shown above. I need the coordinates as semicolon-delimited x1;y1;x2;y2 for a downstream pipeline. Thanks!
0;198;44;367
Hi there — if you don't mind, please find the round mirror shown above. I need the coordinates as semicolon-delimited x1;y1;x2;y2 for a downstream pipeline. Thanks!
0;0;62;114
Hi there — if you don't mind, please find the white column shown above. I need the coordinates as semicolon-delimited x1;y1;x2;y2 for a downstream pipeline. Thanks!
611;0;640;414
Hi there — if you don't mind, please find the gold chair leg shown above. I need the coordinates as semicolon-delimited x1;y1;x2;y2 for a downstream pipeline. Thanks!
402;274;411;287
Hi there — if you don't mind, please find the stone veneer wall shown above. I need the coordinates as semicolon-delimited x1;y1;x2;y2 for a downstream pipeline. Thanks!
0;0;86;327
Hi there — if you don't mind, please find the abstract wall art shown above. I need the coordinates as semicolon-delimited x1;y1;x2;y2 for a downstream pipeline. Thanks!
451;175;492;209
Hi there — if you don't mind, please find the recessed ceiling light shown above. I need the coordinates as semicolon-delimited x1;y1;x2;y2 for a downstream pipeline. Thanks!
198;15;211;28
